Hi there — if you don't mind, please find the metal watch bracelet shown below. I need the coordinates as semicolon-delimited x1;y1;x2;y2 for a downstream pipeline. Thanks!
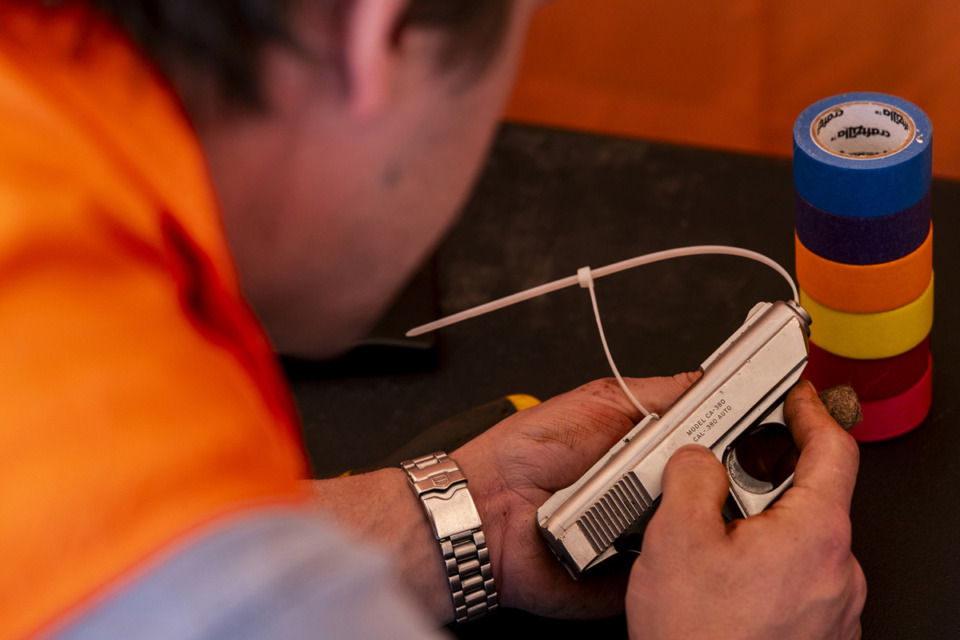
401;452;499;623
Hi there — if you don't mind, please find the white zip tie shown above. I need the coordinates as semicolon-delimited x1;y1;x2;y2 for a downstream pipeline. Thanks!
408;245;797;337
578;266;651;416
406;245;798;414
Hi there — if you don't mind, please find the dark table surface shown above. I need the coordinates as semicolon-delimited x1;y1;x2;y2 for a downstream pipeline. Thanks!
288;123;960;639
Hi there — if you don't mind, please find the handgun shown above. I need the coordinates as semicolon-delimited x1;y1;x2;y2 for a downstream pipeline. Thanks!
537;300;812;578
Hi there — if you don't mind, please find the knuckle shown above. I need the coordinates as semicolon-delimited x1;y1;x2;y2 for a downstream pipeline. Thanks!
579;377;623;396
837;429;861;465
854;561;868;607
672;370;701;388
817;506;854;554
805;511;857;589
643;499;711;550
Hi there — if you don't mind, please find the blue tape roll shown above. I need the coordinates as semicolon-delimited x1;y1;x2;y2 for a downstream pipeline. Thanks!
795;190;930;264
793;92;932;217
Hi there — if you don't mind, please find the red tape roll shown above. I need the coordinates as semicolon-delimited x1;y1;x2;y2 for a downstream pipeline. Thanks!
805;337;930;400
846;355;932;443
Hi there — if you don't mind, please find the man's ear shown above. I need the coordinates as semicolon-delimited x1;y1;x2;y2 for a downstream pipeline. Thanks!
343;0;410;121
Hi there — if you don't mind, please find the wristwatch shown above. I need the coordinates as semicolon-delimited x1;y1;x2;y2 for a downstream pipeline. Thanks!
401;452;499;623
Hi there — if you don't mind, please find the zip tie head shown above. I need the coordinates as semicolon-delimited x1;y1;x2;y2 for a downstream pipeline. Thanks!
577;266;594;289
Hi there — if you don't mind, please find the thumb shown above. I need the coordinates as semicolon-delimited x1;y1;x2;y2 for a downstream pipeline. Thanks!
648;445;729;544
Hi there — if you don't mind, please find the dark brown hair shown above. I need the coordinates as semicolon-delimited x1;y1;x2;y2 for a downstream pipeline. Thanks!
66;0;512;106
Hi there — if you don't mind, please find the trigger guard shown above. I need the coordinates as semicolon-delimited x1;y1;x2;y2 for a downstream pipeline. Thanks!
722;404;796;517
727;472;794;517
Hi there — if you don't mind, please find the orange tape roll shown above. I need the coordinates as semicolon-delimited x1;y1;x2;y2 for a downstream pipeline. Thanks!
795;225;932;313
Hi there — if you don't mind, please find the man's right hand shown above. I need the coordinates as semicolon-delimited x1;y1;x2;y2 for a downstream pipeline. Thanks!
625;379;867;639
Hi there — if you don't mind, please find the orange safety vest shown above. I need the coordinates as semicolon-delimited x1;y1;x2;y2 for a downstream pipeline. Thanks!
0;3;309;637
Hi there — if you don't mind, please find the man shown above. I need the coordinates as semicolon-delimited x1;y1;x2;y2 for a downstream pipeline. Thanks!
0;1;865;638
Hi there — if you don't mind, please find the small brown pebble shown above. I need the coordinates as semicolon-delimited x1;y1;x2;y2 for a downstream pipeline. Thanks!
818;385;863;431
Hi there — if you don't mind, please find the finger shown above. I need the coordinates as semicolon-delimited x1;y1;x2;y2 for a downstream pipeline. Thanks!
531;372;701;450
646;445;729;546
785;380;860;511
621;370;701;418
500;373;703;490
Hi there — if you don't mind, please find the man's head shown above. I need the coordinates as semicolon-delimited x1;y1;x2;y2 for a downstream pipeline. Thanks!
84;0;541;358
81;0;514;110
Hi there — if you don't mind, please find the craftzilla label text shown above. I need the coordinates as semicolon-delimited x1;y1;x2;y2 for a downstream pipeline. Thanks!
836;125;891;140
816;109;843;134
881;107;910;131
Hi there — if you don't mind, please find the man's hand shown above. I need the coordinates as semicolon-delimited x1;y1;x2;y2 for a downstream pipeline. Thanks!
308;374;697;624
625;379;867;640
451;373;700;619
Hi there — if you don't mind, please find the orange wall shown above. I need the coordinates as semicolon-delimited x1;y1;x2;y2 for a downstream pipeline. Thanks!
505;0;960;180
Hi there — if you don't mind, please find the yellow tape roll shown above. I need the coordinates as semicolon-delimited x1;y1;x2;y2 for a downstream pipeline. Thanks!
800;275;934;359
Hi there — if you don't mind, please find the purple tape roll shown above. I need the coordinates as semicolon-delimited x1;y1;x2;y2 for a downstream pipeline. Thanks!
795;190;930;265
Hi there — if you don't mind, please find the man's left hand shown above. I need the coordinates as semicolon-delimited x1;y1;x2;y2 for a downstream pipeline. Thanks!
452;374;698;619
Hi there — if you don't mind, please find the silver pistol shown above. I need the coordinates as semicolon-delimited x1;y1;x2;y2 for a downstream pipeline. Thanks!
537;300;811;578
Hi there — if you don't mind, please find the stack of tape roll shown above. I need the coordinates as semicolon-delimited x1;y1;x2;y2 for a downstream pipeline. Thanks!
793;92;933;442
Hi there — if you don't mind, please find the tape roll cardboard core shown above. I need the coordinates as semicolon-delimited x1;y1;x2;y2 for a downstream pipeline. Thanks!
811;101;916;159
